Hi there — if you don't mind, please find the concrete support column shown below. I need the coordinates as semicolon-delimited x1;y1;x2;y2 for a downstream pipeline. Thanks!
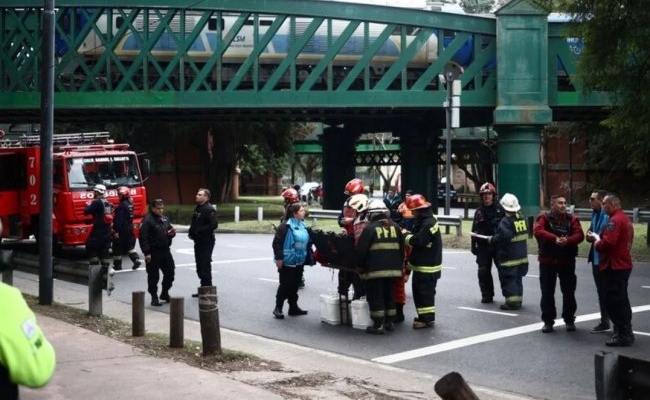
396;124;439;212
493;0;553;217
494;125;542;217
320;127;359;210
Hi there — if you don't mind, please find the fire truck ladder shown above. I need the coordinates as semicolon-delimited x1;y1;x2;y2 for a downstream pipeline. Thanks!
0;131;111;148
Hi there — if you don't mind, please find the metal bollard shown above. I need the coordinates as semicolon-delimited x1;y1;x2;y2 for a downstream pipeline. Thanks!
132;291;145;337
88;264;103;316
197;286;221;355
169;297;184;348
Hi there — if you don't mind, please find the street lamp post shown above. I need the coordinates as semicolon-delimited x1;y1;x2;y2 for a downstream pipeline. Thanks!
568;136;576;205
443;63;462;215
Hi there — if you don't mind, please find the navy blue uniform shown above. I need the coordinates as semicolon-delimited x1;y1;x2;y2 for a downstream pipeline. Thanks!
189;202;218;287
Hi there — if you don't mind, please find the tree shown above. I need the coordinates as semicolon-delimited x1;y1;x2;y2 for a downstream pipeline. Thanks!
107;121;294;203
460;0;496;14
556;0;650;177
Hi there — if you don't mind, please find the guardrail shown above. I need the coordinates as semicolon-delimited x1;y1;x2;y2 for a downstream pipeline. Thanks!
436;215;463;236
569;206;650;223
308;209;340;226
7;250;107;315
309;209;463;236
595;352;650;399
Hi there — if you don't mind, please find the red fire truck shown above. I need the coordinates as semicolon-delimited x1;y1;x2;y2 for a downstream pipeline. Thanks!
0;131;148;247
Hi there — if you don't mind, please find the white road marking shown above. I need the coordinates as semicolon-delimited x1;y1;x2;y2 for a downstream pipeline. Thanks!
526;274;540;278
458;306;518;316
642;286;650;289
258;278;278;283
634;331;650;336
373;304;650;364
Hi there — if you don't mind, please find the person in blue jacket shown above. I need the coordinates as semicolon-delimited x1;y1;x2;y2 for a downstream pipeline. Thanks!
272;202;313;319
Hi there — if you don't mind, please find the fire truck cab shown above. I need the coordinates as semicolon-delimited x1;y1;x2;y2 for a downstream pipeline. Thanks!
0;131;148;247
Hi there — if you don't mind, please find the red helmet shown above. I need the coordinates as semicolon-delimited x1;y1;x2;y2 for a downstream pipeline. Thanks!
281;188;300;205
405;194;430;210
344;178;364;195
117;186;131;199
479;182;496;196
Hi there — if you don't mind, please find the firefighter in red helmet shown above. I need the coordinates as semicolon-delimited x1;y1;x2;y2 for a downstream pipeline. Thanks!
470;183;505;304
403;194;442;329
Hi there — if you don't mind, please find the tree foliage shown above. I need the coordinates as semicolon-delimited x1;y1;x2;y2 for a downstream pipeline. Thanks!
103;121;294;203
460;0;495;14
554;0;650;177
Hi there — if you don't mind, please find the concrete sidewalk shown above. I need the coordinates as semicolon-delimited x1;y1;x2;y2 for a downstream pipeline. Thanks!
13;272;534;400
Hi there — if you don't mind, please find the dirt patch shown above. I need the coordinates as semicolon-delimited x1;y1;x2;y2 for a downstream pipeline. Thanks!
26;296;429;399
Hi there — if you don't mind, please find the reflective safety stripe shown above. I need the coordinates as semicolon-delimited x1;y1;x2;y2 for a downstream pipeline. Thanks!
370;242;400;251
370;310;386;318
416;306;436;314
506;295;523;302
511;235;528;242
405;233;414;243
500;258;528;267
430;223;440;235
406;262;442;273
361;270;403;280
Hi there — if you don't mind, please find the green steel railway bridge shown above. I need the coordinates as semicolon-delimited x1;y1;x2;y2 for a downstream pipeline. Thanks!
0;0;610;211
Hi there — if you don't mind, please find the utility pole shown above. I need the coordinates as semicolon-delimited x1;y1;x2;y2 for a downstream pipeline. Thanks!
39;0;55;305
443;63;462;216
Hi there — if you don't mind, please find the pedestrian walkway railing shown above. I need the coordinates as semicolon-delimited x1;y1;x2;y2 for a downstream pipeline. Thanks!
569;206;650;223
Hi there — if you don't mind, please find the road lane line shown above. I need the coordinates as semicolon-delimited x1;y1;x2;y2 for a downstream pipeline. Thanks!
258;278;278;283
642;286;650;289
373;305;650;364
634;331;650;336
458;306;518;316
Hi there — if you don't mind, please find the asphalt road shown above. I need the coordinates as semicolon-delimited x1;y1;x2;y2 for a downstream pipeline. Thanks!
105;232;649;400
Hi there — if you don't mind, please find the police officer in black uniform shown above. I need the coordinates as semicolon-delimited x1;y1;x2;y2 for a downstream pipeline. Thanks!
139;198;176;306
112;186;141;271
189;188;219;297
471;183;505;304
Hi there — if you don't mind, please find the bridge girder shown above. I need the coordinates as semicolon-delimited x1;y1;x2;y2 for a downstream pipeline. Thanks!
0;1;609;123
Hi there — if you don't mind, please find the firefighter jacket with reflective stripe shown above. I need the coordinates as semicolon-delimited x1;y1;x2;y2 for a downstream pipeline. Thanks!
492;211;529;268
355;218;404;280
404;207;443;274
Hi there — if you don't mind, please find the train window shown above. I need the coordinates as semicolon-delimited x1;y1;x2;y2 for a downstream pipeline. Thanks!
208;17;224;31
0;153;27;191
392;26;418;35
244;19;273;26
116;16;124;29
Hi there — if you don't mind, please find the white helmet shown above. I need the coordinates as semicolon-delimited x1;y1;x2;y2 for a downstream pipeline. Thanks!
347;193;369;212
500;193;521;212
366;199;389;220
93;184;107;196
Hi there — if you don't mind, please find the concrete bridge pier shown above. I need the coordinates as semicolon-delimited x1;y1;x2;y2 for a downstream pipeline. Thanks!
494;125;543;217
396;123;440;211
320;126;359;210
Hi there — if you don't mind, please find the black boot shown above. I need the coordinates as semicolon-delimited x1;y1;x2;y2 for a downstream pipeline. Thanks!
288;305;308;316
394;304;405;323
366;318;385;335
606;325;634;347
273;306;285;319
151;294;162;307
159;290;171;302
130;253;142;270
113;258;123;271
